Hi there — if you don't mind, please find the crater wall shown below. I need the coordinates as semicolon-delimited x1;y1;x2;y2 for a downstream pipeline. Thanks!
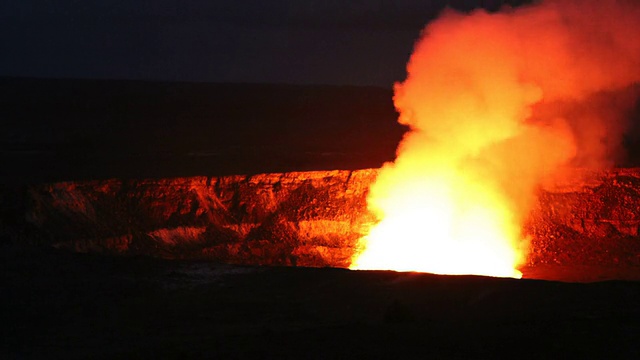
3;168;640;268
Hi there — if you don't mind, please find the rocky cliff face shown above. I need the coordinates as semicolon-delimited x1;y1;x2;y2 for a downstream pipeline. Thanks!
5;171;377;268
526;168;640;267
3;168;640;268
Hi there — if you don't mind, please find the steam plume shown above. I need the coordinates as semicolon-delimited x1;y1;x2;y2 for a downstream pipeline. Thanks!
388;0;640;214
351;0;640;275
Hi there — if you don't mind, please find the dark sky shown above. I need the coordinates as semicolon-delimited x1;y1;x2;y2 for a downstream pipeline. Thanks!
0;0;531;87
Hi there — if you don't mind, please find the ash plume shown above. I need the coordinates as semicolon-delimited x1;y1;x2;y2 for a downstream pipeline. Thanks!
388;0;640;212
352;0;640;274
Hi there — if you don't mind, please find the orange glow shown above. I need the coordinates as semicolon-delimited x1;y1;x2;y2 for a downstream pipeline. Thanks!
351;169;524;278
350;1;640;278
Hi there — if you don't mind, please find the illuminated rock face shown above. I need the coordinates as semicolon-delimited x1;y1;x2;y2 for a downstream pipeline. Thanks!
12;170;377;267
526;168;640;267
4;168;640;267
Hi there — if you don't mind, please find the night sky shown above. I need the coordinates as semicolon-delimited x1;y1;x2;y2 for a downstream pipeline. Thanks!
1;1;531;87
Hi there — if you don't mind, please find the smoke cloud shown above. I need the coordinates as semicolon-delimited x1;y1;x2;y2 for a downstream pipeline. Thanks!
351;0;640;274
389;0;640;210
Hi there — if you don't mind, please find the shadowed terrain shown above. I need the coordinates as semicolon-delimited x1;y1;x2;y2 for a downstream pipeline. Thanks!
3;248;640;358
0;77;405;183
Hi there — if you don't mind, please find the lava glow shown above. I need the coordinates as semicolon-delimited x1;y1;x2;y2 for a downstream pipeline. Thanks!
350;0;640;278
352;170;524;278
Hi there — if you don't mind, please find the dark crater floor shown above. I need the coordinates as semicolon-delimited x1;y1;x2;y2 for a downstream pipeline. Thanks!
3;247;640;359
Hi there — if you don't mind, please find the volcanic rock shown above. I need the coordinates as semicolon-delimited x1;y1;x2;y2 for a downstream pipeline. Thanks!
3;168;640;268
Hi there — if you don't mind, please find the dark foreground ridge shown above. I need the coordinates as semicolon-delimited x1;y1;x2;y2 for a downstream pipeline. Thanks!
2;247;640;359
